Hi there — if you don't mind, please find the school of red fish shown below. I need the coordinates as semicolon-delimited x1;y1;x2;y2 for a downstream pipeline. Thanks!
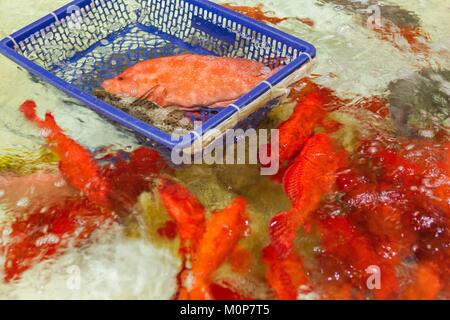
2;72;448;299
0;3;448;300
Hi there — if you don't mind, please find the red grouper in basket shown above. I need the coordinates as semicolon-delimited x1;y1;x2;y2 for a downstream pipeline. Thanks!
100;54;278;109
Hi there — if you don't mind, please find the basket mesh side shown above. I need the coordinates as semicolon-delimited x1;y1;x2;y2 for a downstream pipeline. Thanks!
52;26;189;92
15;0;302;82
17;0;137;69
11;0;304;137
137;0;301;66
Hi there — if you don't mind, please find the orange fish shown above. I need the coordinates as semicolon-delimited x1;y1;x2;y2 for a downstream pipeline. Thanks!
102;147;173;210
223;3;287;24
19;100;110;207
276;91;328;165
403;262;441;300
317;216;399;299
3;198;112;282
158;178;206;256
223;3;314;27
270;134;342;254
262;245;310;300
228;246;252;274
375;21;430;54
101;54;277;109
5;100;116;282
180;197;248;300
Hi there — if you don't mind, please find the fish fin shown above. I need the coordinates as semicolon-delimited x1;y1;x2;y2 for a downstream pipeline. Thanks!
269;210;296;254
282;161;302;202
208;99;237;108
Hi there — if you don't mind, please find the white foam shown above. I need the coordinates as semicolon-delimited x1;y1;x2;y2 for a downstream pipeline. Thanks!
0;224;181;299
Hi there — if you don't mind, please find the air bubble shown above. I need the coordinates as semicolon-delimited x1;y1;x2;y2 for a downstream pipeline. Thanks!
262;66;271;75
17;197;29;207
41;128;52;138
35;234;60;247
54;179;66;188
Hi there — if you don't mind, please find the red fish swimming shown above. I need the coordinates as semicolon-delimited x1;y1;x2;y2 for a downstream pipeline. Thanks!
359;139;450;216
374;21;430;54
262;133;343;299
158;180;249;300
2;101;118;281
19;100;110;207
223;3;315;27
403;262;441;300
101;54;277;109
270;134;343;254
180;197;248;300
262;245;310;300
316;216;400;299
276;91;328;165
102;147;173;210
3;198;112;282
158;177;206;257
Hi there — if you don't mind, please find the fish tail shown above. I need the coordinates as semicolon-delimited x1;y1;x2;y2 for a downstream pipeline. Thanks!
19;100;45;127
185;197;248;298
263;245;309;300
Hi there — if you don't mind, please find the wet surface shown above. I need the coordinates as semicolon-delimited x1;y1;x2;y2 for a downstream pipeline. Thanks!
0;0;449;299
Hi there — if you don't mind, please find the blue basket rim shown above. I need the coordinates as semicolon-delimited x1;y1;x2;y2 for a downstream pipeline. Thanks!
0;0;316;150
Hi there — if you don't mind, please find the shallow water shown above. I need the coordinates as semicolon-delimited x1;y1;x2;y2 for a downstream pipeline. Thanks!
0;0;449;299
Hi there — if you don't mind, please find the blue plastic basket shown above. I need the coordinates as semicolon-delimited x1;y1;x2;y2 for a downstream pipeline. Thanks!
0;0;315;154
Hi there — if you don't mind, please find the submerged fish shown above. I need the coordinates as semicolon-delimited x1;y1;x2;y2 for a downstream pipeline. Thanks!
4;101;175;282
318;0;429;53
2;101;116;281
262;245;310;300
180;197;248;300
3;198;112;282
388;69;450;138
223;3;315;27
100;54;276;109
276;91;328;164
157;179;248;300
20;100;110;207
158;177;206;257
316;215;400;300
269;134;343;255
